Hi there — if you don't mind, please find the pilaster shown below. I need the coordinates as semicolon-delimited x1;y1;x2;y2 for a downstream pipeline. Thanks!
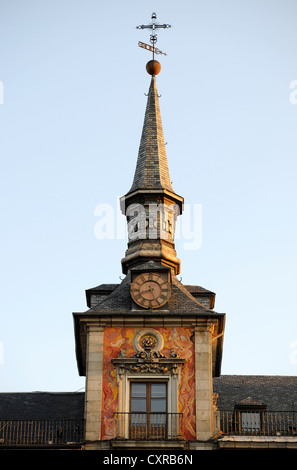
84;324;104;443
194;322;214;440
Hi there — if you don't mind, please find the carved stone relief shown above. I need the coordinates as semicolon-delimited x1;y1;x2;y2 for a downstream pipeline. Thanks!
112;328;185;379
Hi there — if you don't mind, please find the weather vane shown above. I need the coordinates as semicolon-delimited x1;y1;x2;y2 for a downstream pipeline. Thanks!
136;12;171;61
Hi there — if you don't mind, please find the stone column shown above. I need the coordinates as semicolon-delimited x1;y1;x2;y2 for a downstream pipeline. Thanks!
84;324;104;444
194;322;213;440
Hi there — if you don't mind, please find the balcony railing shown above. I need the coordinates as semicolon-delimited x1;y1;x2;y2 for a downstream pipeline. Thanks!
114;412;183;440
0;419;84;447
220;411;297;436
1;411;296;446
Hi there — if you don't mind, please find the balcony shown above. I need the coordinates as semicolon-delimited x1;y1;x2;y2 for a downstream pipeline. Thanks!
220;410;297;436
0;419;84;448
114;412;183;441
1;411;296;447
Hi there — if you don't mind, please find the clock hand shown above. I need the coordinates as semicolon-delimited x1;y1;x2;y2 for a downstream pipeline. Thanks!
141;285;158;299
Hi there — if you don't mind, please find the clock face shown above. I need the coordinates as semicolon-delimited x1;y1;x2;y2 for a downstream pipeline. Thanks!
131;273;171;309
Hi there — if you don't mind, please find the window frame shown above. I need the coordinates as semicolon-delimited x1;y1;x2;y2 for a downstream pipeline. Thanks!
130;381;168;414
234;404;267;434
129;380;168;439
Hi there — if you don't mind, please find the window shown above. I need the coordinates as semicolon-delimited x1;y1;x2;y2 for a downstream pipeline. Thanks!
241;411;261;432
130;382;167;439
234;399;267;434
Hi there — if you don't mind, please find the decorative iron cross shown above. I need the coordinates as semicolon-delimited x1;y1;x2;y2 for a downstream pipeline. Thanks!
136;12;171;59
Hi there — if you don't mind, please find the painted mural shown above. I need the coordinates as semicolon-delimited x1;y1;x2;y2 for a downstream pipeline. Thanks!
101;327;195;441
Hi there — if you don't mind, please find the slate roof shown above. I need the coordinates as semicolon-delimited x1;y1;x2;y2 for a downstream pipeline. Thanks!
0;392;85;420
185;285;215;295
82;268;221;317
213;375;297;411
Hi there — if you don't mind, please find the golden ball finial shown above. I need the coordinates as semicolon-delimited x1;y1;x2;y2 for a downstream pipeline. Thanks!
146;60;161;76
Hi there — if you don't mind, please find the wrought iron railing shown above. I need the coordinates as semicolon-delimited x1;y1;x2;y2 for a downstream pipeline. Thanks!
1;411;296;445
220;411;297;436
114;412;183;440
0;419;84;447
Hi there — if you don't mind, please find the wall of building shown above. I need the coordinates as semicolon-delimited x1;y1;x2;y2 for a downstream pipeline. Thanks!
101;327;196;441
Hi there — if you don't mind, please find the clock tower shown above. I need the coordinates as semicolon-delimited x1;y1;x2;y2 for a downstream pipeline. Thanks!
120;73;183;277
73;16;225;450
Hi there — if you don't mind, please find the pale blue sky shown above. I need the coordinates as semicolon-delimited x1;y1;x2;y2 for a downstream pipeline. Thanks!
0;0;296;392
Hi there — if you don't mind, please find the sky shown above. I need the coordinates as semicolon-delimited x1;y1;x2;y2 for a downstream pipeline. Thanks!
0;0;297;392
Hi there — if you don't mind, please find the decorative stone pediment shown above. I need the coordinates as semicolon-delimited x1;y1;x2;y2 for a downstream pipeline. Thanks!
112;328;185;379
112;353;185;377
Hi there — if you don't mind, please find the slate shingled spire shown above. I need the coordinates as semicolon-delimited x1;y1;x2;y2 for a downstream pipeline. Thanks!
129;76;174;194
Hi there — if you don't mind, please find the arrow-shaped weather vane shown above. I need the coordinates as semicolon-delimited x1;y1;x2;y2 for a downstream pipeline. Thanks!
136;12;171;60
